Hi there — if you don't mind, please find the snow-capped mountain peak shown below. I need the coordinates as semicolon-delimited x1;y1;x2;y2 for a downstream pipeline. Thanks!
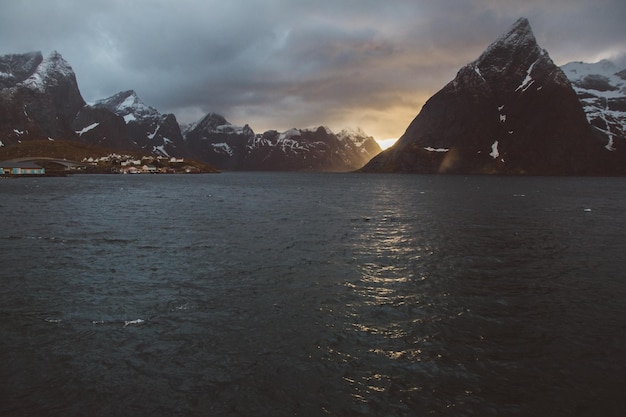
18;51;75;92
468;17;556;85
94;90;159;120
91;90;184;157
0;51;43;87
182;112;255;138
337;127;368;141
562;59;626;151
278;128;302;141
184;112;230;135
362;17;614;175
182;112;381;171
562;60;625;94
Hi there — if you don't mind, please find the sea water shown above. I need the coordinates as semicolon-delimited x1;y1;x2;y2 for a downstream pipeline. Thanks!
1;173;625;416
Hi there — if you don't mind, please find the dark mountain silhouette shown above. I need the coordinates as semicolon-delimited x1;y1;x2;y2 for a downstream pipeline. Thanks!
93;90;185;157
361;18;624;175
0;51;132;149
183;114;381;171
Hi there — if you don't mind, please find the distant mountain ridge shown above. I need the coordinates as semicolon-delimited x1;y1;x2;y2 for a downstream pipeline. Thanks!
361;18;626;174
182;112;380;171
73;89;382;171
0;51;380;171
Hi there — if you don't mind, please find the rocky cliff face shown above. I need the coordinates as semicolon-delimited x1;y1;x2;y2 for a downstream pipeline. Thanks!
561;60;626;152
93;90;185;157
362;18;623;175
72;105;134;151
0;51;44;89
183;113;255;170
0;51;131;149
0;51;85;142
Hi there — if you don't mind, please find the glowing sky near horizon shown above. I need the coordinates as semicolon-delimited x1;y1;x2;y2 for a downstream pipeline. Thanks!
1;0;624;145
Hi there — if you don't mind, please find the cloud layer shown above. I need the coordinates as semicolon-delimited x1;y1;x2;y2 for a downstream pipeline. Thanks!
1;0;625;141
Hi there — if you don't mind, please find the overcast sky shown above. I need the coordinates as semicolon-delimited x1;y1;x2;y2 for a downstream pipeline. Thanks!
1;0;625;146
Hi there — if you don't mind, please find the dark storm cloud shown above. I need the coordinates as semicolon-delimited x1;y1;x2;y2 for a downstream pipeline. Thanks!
1;0;625;140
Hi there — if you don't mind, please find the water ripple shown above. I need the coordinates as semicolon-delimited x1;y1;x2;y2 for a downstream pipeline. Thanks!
1;174;626;416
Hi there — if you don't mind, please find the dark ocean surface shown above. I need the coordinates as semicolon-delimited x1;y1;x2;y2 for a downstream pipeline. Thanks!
1;172;625;416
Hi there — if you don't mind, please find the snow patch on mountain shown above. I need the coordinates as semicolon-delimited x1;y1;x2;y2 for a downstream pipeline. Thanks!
152;146;167;156
120;94;137;110
18;51;76;93
474;66;486;82
278;128;302;142
515;60;538;92
337;127;376;149
490;141;500;159
146;124;158;140
211;142;234;156
562;59;626;151
0;51;43;86
92;90;185;157
95;90;159;119
183;112;381;171
76;122;100;136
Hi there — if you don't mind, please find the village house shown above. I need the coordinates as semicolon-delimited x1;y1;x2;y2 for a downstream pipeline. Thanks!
120;166;140;174
142;164;158;173
0;161;46;176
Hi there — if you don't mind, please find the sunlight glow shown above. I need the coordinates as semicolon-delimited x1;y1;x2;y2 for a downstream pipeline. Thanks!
376;138;398;150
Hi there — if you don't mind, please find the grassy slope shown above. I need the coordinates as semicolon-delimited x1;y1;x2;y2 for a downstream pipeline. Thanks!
0;140;219;172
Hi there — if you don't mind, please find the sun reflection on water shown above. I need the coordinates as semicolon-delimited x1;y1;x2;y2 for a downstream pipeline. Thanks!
328;202;452;411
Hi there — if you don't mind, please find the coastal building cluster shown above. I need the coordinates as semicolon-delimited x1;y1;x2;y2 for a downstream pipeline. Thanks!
0;154;200;177
82;154;194;174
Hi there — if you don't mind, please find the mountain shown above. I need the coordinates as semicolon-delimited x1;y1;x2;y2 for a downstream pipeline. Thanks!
361;18;624;175
0;51;132;149
561;60;626;152
337;127;384;164
183;113;381;171
93;90;185;157
0;51;85;142
243;126;380;171
72;105;134;150
183;113;256;170
0;51;377;171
